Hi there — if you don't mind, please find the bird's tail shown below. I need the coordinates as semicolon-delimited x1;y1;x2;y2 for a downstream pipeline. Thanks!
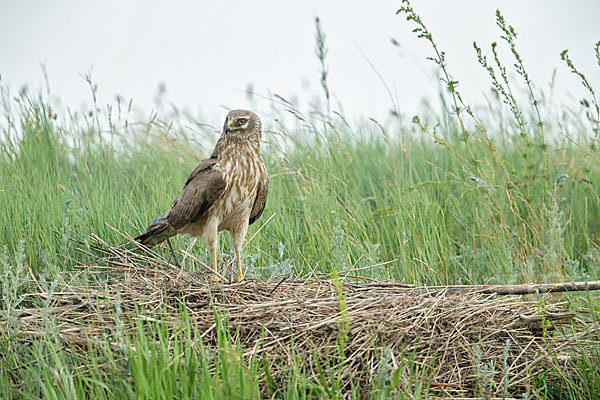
134;214;176;247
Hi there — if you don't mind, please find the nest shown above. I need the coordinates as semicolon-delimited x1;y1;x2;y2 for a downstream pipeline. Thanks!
9;234;600;398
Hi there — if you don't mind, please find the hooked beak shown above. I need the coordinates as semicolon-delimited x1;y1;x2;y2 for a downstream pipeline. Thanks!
225;119;233;133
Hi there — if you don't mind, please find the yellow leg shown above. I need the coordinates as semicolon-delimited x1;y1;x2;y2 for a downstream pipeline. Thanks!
211;248;219;281
236;250;243;282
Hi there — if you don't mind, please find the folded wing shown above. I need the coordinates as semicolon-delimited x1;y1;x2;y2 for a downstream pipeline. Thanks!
167;158;227;230
249;176;268;225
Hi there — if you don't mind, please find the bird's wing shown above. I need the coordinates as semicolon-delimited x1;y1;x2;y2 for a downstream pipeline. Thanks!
249;175;269;225
167;158;226;230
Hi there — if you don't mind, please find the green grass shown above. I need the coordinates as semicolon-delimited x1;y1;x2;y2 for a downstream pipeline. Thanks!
2;2;600;397
3;101;600;287
2;92;600;398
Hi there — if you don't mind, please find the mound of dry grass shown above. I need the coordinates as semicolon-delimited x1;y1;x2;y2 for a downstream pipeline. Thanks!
9;234;600;398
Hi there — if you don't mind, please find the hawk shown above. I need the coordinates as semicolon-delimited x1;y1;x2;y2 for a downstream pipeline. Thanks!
135;110;269;282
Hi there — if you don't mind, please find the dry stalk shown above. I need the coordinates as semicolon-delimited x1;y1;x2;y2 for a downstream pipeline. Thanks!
5;233;600;398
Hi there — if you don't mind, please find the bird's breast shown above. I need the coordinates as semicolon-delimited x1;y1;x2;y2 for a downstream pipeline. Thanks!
211;154;264;231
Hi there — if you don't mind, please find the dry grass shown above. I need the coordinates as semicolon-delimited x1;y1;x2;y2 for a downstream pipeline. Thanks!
9;233;600;398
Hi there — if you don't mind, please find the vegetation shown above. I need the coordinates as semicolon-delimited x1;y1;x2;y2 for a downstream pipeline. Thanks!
1;1;600;398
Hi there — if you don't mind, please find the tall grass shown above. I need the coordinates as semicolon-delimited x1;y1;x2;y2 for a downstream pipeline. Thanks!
2;2;600;397
4;102;600;286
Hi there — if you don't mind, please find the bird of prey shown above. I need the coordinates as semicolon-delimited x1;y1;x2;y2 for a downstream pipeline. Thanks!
135;110;268;282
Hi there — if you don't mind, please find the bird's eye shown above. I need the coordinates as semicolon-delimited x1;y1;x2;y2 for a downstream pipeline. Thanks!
237;118;248;125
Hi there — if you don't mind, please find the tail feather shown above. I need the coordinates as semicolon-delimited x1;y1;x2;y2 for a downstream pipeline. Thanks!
135;218;176;247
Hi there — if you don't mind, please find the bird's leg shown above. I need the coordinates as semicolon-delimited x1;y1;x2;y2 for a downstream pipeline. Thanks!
236;249;243;282
231;225;248;283
166;237;181;268
211;248;219;281
204;217;220;281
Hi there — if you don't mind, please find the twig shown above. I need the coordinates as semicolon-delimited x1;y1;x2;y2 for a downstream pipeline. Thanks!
354;280;600;295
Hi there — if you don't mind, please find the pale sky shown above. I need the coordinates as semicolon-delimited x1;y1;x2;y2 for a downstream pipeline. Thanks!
1;1;599;126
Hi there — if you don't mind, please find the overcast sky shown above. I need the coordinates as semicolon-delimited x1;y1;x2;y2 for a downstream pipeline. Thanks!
1;1;599;125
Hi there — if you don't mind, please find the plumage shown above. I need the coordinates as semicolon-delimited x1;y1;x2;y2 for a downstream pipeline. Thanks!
135;110;269;281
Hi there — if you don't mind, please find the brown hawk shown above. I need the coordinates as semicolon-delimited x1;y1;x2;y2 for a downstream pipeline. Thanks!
135;110;269;281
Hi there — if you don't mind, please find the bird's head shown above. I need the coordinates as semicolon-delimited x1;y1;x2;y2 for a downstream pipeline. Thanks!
223;110;261;141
